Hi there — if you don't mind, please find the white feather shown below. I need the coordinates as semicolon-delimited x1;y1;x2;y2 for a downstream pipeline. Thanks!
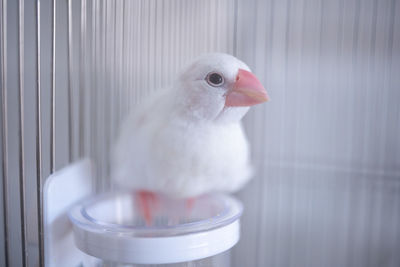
112;53;255;197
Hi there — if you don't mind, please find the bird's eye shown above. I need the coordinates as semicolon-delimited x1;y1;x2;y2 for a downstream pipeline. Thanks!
206;72;224;87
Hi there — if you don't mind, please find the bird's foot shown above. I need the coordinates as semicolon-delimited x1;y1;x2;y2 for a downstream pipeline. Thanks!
184;197;196;218
186;197;196;210
136;190;158;226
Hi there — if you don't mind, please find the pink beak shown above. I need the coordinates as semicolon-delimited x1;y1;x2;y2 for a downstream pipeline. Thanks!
225;69;269;107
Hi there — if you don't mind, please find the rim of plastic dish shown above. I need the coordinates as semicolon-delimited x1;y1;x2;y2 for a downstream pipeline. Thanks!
68;192;243;264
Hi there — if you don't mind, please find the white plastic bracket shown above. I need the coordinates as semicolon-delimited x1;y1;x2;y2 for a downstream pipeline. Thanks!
44;159;99;267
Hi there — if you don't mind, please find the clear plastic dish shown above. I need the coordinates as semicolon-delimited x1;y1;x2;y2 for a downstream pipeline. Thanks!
68;191;243;265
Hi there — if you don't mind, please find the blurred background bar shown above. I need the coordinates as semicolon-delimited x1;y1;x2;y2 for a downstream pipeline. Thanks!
0;0;399;266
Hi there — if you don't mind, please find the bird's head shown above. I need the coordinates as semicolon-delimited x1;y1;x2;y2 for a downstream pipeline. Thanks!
176;53;269;123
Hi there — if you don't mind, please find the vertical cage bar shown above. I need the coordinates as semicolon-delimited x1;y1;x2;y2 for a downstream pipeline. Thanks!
17;0;27;265
35;0;44;265
0;0;9;264
126;0;132;108
121;0;127;117
93;0;101;190
90;0;97;170
79;0;86;157
50;0;56;173
101;0;107;190
67;0;73;163
118;0;123;124
112;0;117;140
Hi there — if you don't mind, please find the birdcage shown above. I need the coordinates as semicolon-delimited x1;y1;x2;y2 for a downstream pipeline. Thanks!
1;0;400;266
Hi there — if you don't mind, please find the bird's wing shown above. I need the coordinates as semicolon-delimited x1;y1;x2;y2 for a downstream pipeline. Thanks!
111;88;173;187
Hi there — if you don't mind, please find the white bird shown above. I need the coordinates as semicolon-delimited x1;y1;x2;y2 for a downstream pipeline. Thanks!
112;53;269;223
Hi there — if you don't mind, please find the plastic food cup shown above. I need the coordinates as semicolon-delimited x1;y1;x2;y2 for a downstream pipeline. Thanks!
69;191;243;266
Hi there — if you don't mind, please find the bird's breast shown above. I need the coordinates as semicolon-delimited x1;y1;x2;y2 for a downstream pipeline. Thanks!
143;121;251;196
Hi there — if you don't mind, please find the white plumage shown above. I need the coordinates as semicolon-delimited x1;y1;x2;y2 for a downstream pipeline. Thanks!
112;53;268;198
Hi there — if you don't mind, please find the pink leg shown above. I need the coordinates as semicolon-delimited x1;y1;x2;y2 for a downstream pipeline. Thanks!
136;190;158;226
186;197;196;211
